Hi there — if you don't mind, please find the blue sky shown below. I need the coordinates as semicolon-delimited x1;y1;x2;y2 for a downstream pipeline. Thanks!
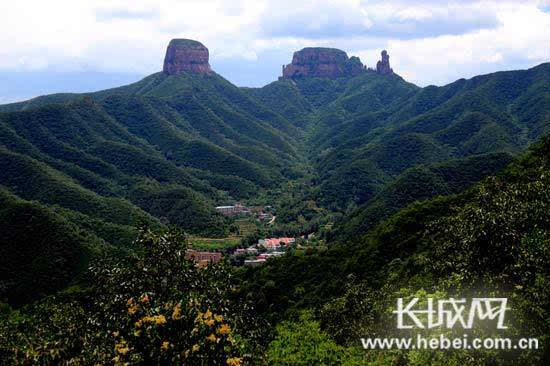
1;0;549;103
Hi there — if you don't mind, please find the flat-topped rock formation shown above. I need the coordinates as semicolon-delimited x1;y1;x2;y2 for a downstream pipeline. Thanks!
280;47;366;80
161;39;395;79
163;39;212;75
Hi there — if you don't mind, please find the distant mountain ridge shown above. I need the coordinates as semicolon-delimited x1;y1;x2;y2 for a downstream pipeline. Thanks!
1;39;549;305
2;40;548;219
0;41;310;246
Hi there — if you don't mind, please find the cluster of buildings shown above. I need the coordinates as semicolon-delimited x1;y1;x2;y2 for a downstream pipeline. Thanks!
184;234;298;268
244;251;285;267
185;234;301;268
258;237;295;250
233;236;296;266
215;203;250;216
215;203;274;223
234;247;258;255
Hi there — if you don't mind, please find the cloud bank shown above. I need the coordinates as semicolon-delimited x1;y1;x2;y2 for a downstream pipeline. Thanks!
0;0;549;95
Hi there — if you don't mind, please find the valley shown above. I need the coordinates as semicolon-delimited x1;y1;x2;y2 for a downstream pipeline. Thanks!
0;38;549;365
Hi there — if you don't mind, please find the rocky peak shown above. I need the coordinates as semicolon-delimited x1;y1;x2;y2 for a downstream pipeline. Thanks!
280;47;366;80
163;39;212;76
376;50;393;75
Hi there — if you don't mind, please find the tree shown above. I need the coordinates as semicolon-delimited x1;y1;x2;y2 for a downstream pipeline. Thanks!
1;228;266;365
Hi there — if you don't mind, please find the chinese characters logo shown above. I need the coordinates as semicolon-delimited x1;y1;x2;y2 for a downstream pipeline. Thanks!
393;298;509;329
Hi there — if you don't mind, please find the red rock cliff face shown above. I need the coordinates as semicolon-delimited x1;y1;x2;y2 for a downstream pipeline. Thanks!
163;39;212;75
280;47;365;79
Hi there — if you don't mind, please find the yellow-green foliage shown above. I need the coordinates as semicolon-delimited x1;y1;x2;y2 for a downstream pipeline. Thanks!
267;311;368;366
0;228;266;365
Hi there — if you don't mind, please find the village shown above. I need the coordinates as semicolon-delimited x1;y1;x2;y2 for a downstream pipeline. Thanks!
185;235;298;267
184;202;317;267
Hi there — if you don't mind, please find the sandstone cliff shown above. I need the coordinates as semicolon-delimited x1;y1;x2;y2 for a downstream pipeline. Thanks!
163;39;212;75
280;47;366;79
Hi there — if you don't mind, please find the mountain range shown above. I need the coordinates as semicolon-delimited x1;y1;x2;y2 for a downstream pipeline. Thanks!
0;38;549;306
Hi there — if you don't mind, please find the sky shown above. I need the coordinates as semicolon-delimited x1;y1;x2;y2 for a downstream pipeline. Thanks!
1;0;549;103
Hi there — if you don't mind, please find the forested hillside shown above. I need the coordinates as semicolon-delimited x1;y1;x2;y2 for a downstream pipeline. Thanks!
308;63;550;209
240;134;550;364
0;71;304;241
1;42;549;364
2;106;548;366
0;69;307;306
241;62;550;239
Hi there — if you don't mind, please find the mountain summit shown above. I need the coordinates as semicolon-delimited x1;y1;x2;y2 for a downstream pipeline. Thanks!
163;39;212;75
376;50;393;75
161;39;395;80
279;47;366;79
278;47;397;79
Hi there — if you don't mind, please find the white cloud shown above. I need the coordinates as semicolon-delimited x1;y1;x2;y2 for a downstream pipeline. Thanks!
354;1;550;85
0;0;548;88
395;7;434;21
